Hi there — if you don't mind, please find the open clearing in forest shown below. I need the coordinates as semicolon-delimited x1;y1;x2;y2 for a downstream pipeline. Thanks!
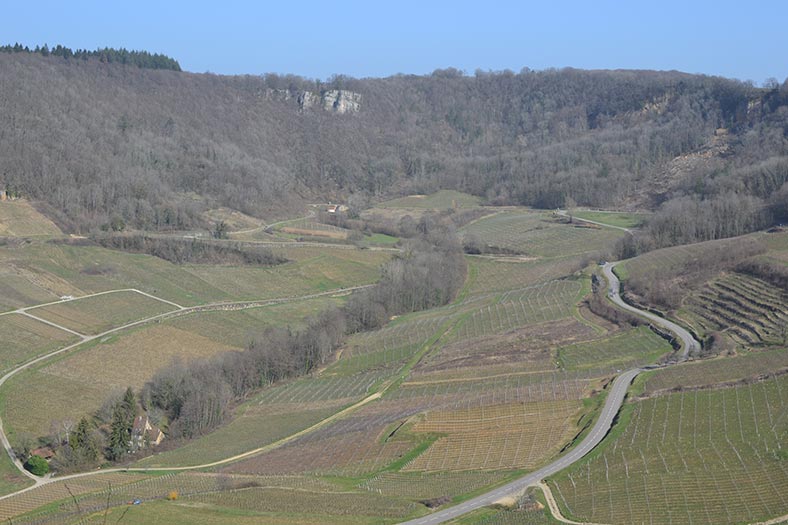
549;371;788;525
0;200;62;237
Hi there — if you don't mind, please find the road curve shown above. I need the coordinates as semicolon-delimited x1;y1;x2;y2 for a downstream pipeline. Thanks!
0;261;701;518
602;262;699;360
398;369;641;525
398;262;700;524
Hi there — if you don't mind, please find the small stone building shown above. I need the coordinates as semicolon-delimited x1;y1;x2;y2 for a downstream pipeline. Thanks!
130;415;165;450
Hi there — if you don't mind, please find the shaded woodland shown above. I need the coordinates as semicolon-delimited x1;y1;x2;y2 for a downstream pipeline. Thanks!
1;53;787;243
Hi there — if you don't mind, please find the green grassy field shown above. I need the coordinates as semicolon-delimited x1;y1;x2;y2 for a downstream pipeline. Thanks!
461;211;624;258
0;243;389;308
557;326;673;372
0;200;62;237
548;373;788;525
0;452;33;498
3;297;350;442
8;203;770;524
29;290;177;335
572;210;648;229
0;270;60;312
639;348;788;395
0;314;78;374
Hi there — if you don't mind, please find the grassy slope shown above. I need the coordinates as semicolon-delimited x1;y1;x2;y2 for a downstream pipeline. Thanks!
0;200;62;237
573;210;648;229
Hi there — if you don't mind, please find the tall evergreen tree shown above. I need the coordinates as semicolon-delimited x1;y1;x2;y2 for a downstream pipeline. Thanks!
71;417;98;462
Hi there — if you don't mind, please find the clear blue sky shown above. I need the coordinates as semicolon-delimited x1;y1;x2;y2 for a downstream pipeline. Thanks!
3;0;787;83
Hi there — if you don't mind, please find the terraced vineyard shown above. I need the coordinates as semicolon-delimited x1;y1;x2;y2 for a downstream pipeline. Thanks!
680;272;788;346
7;199;780;524
549;373;788;525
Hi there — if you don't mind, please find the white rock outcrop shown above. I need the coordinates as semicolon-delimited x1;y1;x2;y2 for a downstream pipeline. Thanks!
320;90;362;113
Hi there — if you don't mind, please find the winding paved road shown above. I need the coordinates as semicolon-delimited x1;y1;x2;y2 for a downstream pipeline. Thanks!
398;261;699;524
0;260;700;522
602;262;699;360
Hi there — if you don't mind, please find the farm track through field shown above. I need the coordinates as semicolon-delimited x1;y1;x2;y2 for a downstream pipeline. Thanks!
397;262;700;525
0;259;705;522
556;209;633;234
0;284;375;493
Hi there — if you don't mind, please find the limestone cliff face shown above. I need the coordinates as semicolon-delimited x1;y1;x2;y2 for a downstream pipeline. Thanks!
294;89;361;113
297;91;317;109
320;90;362;113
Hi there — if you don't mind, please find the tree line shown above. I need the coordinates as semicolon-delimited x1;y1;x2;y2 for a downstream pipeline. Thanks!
0;42;181;70
1;53;786;235
92;234;287;265
36;232;466;468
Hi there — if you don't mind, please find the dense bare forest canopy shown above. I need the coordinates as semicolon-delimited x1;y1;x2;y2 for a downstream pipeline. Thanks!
1;52;787;235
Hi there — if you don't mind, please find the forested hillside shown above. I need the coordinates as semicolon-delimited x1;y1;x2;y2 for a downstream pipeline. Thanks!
1;52;787;233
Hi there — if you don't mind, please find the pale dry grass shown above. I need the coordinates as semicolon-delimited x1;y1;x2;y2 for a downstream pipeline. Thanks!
0;200;62;237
